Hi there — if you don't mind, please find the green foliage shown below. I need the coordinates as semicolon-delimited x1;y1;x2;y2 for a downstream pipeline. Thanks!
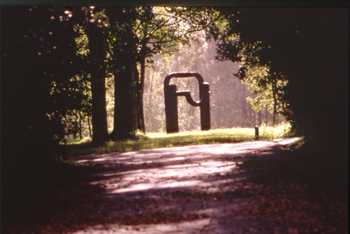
22;7;91;142
242;65;288;114
74;24;89;57
211;13;289;118
130;6;219;72
52;7;113;142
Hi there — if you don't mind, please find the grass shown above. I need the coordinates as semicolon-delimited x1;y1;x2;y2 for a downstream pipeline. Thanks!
61;122;292;157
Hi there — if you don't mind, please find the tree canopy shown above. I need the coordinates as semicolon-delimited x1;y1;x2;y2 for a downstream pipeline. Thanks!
214;8;348;150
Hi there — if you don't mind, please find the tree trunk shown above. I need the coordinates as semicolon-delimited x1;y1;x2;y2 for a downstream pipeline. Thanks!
87;115;92;138
112;61;139;139
137;58;146;132
272;79;277;126
241;95;248;126
111;21;139;140
86;24;108;145
90;69;108;144
77;111;83;139
258;111;262;126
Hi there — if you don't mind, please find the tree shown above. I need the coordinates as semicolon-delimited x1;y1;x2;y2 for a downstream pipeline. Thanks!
58;6;110;145
210;8;288;126
3;6;88;144
78;7;109;145
215;8;348;165
239;64;287;125
1;6;88;223
106;7;139;139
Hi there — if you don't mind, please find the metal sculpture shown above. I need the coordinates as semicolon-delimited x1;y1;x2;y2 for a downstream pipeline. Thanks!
164;72;210;133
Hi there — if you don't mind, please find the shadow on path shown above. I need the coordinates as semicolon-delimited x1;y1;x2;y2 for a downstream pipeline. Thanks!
6;138;346;234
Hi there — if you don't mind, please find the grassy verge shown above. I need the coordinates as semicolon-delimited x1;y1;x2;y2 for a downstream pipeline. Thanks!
61;122;292;157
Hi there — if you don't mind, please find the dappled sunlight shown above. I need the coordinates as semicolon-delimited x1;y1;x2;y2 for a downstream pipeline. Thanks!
74;217;212;234
273;137;302;146
112;180;203;194
59;139;317;234
76;141;282;196
91;157;110;162
22;137;339;234
107;160;238;194
75;141;278;167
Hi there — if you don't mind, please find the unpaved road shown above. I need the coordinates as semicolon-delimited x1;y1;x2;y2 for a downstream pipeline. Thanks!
9;138;346;234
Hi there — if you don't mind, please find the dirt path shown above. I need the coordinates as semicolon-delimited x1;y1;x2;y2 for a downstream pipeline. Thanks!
9;138;346;234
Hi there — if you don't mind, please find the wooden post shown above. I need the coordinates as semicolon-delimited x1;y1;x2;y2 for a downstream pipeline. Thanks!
255;126;259;140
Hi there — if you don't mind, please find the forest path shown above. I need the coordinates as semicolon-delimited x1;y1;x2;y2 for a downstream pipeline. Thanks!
37;138;301;234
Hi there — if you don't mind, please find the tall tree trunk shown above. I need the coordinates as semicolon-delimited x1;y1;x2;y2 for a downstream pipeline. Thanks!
272;79;277;126
137;57;146;132
241;95;248;126
87;115;92;138
258;111;262;126
112;59;139;139
90;68;108;144
111;19;139;140
86;24;108;145
77;111;83;139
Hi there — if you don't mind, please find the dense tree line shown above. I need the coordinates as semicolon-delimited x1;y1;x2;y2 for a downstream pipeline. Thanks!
214;8;348;184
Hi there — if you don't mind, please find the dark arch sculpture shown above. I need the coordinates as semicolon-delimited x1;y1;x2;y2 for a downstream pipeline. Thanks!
164;72;210;133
